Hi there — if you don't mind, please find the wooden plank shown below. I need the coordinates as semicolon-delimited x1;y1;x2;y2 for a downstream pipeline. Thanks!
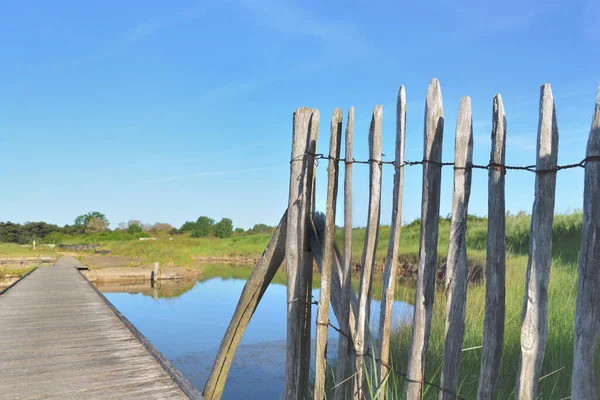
572;85;600;399
203;212;287;400
515;84;559;399
377;85;407;397
477;94;507;400
314;108;343;400
285;107;319;400
0;258;193;399
354;105;383;400
334;106;355;400
439;96;474;399
406;78;445;399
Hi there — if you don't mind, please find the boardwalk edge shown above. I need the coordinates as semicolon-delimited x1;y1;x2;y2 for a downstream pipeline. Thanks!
0;267;38;296
77;269;205;400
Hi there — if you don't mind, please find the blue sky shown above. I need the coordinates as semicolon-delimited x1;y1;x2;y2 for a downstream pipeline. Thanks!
0;0;598;230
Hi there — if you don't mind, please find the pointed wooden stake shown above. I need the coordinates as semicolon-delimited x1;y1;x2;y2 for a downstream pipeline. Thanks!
314;109;343;400
285;107;319;400
439;96;473;400
354;105;383;400
572;85;600;399
334;107;355;400
478;94;507;400
406;78;444;400
378;86;407;398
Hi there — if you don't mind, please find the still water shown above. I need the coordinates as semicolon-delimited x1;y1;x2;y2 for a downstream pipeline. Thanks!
100;272;413;399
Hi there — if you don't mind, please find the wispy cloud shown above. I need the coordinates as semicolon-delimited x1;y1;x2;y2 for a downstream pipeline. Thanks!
581;0;600;41
234;0;372;61
143;165;286;183
440;0;564;33
197;75;288;105
68;3;209;65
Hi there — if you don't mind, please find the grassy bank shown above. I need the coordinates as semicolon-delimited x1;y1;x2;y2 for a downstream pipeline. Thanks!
91;212;582;275
0;243;60;259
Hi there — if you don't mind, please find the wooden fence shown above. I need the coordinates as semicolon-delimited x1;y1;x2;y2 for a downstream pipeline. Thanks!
201;79;600;400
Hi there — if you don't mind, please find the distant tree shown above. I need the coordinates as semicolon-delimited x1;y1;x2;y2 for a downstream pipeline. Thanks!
75;212;109;233
214;218;233;238
179;221;196;233
86;217;109;233
195;216;215;237
234;227;245;235
22;222;60;240
152;223;174;232
117;222;127;231
249;223;273;235
169;227;179;235
62;224;82;235
0;222;22;243
127;220;143;234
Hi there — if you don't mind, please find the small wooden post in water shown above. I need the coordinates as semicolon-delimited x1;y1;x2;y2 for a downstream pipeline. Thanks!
354;105;383;400
203;212;287;400
439;96;473;400
406;78;444;400
377;86;406;398
515;84;559;399
478;94;507;400
153;262;159;283
334;107;355;400
314;109;343;400
572;86;600;399
285;107;319;400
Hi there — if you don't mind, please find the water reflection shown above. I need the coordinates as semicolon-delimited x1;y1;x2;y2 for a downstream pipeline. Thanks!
99;270;414;400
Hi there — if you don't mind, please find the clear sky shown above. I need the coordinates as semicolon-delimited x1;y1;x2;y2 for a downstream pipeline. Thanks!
0;0;598;230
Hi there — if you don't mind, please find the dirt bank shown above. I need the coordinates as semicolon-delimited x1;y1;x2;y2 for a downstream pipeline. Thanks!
83;266;202;282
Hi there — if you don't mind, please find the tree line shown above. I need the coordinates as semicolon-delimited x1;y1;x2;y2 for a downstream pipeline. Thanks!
0;211;276;244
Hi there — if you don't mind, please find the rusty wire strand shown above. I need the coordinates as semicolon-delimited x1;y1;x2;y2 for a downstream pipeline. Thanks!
295;153;600;175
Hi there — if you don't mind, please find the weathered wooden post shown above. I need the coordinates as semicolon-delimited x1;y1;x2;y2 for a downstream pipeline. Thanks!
203;212;287;400
285;107;319;400
314;109;343;400
333;107;355;400
440;96;473;400
478;94;507;400
406;78;444;399
353;105;383;400
516;84;559;399
378;86;406;398
572;85;600;399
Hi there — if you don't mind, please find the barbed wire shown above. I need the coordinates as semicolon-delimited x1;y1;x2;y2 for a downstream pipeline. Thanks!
310;299;466;399
292;153;600;175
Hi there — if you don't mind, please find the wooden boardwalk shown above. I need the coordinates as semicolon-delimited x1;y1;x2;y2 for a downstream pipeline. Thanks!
0;257;201;399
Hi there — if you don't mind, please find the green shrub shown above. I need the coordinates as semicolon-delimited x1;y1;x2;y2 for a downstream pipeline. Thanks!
43;232;70;244
215;218;233;238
